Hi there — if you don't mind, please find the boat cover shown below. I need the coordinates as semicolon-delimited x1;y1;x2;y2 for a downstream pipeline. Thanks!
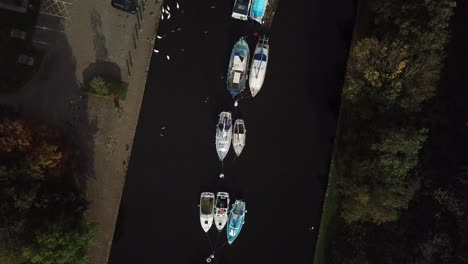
254;53;267;61
251;0;267;19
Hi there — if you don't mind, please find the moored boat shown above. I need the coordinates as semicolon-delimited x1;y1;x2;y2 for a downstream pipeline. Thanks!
249;0;268;24
227;37;250;98
216;112;232;161
249;36;269;97
232;119;247;157
199;192;215;233
227;200;246;244
214;192;230;231
232;0;252;21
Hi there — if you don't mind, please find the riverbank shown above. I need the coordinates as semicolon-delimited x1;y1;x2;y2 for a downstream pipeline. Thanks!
0;0;165;263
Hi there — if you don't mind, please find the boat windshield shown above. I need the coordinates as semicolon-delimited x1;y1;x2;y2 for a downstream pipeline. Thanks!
216;197;228;208
201;197;214;214
235;124;245;134
254;53;267;61
218;122;231;131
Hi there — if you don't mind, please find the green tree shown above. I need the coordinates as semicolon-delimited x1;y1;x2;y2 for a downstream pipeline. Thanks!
0;166;43;242
339;128;426;224
88;76;111;97
22;219;95;264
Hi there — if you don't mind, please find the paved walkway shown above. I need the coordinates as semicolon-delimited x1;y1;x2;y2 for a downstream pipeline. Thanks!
0;0;164;263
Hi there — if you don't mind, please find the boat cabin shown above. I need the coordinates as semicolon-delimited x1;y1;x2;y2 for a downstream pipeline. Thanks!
232;0;251;21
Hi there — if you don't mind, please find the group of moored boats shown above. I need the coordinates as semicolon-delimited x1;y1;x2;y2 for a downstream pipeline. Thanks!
215;112;246;161
199;0;271;255
199;192;246;245
227;36;269;99
232;0;268;24
216;36;269;161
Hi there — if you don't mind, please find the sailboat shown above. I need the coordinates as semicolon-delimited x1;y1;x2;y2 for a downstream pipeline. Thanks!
227;200;246;244
215;112;232;161
249;36;269;97
232;119;247;157
227;37;250;98
199;192;215;233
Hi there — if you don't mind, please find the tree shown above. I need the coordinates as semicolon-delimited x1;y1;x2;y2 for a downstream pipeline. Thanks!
0;166;43;242
21;219;95;264
87;76;111;97
0;119;32;153
339;128;426;224
27;141;63;174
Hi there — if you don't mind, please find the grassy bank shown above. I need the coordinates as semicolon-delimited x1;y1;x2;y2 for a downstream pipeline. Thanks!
313;1;373;262
314;0;457;262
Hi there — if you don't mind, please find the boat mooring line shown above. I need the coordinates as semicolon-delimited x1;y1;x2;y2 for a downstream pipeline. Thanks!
206;233;215;254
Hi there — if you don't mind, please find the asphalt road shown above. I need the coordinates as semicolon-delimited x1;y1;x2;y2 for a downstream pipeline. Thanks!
108;0;356;263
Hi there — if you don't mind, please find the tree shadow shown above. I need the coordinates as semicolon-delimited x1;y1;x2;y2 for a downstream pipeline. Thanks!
82;61;122;86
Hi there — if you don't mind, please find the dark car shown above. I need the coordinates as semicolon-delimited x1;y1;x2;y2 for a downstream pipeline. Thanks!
111;0;137;14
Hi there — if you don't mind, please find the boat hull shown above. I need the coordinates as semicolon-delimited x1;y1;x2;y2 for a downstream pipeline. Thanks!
249;0;268;24
232;119;247;157
200;193;215;233
227;200;246;244
227;38;250;98
214;212;228;231
249;40;269;97
214;192;230;231
216;112;232;161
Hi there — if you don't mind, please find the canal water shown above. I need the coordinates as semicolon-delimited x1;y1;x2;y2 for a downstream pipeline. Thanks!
109;0;356;263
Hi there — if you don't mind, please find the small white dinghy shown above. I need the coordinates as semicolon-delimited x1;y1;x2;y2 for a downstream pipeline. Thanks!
232;119;246;156
214;192;230;231
216;112;233;161
249;36;269;97
199;192;215;233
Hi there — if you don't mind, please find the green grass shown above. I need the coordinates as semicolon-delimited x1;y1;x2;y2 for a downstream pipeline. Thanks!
313;1;374;263
313;153;342;264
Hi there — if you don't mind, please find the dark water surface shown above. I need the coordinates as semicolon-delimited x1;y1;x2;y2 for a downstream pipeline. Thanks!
109;0;356;263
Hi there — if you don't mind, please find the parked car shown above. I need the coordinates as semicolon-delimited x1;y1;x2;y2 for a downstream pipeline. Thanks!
111;0;137;14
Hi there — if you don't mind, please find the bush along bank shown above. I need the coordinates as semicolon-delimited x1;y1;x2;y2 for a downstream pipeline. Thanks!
315;0;459;263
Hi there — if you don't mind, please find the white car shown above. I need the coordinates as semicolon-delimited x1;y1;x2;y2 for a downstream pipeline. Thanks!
199;192;215;233
232;0;252;21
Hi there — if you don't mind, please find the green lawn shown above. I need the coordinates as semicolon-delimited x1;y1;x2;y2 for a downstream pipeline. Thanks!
314;171;339;263
313;1;373;263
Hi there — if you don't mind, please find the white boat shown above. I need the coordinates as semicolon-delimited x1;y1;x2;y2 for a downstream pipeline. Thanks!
249;36;269;97
232;119;247;157
199;192;215;233
216;112;232;161
214;192;230;231
232;0;252;21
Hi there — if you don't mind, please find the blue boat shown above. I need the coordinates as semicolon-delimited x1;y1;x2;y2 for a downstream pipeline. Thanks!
249;0;268;24
227;38;250;98
226;200;246;245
